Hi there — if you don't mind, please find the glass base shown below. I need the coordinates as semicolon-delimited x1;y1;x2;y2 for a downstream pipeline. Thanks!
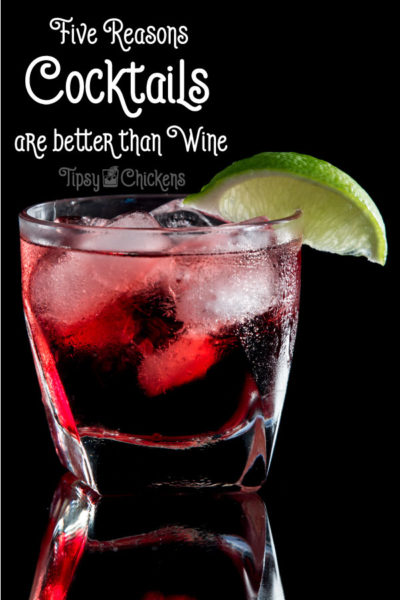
54;415;277;495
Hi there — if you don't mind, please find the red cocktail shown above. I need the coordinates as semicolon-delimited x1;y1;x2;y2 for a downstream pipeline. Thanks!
20;195;302;493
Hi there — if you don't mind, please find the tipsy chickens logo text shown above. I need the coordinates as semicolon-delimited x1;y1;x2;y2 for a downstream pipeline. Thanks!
14;17;228;162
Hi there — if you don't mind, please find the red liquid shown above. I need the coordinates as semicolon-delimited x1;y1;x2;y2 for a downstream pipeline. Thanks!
21;236;300;490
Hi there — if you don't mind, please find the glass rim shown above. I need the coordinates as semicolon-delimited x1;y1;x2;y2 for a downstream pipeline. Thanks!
19;194;303;234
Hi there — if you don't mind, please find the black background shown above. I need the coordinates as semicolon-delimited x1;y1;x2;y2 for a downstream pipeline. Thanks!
1;7;397;599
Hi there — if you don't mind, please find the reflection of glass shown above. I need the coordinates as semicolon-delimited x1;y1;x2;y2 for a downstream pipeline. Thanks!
20;196;302;493
30;474;285;599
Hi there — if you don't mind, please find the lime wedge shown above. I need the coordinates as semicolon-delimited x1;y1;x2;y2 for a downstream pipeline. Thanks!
184;152;387;265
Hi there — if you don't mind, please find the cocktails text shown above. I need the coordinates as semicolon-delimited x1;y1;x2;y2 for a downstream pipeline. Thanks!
25;18;209;118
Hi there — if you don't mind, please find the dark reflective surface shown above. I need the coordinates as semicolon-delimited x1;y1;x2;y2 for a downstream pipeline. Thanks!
29;474;283;599
7;458;389;600
6;240;393;599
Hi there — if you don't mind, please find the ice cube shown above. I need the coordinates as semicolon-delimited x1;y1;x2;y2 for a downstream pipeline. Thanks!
173;251;277;331
150;198;185;215
155;209;216;228
151;198;227;228
30;248;176;331
32;211;173;329
169;222;273;257
137;331;219;396
73;209;169;254
107;211;160;229
81;216;111;227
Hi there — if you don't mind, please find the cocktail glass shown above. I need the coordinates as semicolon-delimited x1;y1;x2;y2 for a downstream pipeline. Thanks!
20;195;302;493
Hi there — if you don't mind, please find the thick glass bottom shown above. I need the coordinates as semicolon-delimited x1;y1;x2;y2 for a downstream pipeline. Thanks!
52;414;277;495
